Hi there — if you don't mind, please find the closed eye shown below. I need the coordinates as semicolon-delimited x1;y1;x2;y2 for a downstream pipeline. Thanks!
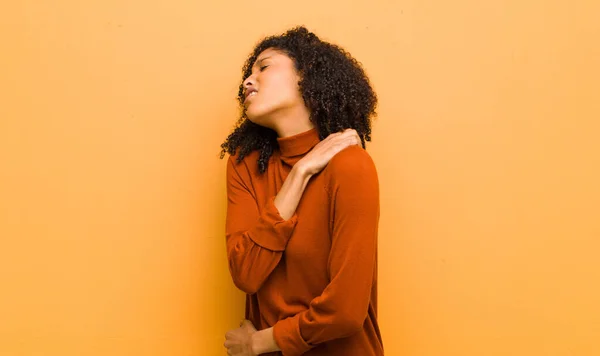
260;65;269;71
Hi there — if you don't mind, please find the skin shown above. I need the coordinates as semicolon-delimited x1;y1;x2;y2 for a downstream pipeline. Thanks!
241;47;313;137
224;47;361;356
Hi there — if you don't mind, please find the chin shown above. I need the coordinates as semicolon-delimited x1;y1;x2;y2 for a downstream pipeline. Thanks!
246;110;275;129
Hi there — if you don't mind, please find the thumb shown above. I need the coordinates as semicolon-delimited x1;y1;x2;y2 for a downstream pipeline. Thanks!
241;319;257;332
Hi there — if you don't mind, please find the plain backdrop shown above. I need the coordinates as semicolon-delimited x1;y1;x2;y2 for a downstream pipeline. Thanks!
1;1;599;355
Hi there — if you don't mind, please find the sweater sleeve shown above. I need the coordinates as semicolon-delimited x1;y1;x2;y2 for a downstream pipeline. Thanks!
272;147;380;355
225;155;298;295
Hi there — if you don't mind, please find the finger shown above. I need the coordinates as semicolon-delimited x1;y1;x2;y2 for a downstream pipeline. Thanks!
226;345;240;355
241;320;257;332
349;134;360;145
224;339;237;348
324;136;349;150
317;136;357;157
324;131;343;141
332;130;357;144
326;138;358;157
225;331;242;341
230;345;244;356
342;128;357;136
342;134;360;146
337;137;359;149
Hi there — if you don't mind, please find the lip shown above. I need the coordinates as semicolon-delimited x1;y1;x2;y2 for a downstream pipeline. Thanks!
244;89;258;103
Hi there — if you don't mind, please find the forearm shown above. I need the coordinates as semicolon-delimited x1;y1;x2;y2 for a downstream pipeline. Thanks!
252;327;281;354
225;161;310;294
274;164;311;220
272;150;380;355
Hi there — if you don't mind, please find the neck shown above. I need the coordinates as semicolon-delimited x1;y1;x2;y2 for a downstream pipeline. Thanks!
268;105;314;138
276;121;315;138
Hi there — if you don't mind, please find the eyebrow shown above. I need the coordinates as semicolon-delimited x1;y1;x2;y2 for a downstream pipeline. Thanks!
253;56;273;68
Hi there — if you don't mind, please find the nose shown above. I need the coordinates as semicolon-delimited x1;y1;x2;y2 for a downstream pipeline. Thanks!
243;74;255;88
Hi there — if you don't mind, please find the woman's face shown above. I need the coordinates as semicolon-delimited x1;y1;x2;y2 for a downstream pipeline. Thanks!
242;48;306;129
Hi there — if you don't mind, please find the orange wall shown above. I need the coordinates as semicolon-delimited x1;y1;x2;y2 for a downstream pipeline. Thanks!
1;1;599;355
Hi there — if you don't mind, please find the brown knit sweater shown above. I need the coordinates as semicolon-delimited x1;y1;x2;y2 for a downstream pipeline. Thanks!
225;128;383;355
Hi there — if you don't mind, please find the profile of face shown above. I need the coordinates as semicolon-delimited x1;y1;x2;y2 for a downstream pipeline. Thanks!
242;48;307;129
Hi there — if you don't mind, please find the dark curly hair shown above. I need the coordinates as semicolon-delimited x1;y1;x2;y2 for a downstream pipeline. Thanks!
220;26;377;173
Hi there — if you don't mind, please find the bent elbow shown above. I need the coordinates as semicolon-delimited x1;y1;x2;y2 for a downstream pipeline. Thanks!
331;310;367;337
232;276;259;295
228;262;261;295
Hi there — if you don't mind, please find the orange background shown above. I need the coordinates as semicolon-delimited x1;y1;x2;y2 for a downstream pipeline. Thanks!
1;1;599;355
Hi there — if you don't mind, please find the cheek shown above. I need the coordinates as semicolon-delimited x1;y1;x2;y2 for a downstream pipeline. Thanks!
270;76;302;104
246;74;302;119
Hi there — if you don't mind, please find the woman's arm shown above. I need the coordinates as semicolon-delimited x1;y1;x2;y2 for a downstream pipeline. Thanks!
226;129;361;295
226;157;307;295
273;164;311;220
271;147;380;356
251;326;280;354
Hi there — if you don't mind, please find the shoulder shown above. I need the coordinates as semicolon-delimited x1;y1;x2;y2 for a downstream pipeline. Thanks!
226;149;262;182
327;145;377;176
324;145;378;186
323;145;379;203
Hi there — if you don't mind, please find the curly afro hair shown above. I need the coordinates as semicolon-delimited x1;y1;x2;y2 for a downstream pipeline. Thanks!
220;26;377;174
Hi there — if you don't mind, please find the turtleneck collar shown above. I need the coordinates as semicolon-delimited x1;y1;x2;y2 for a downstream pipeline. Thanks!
276;127;321;166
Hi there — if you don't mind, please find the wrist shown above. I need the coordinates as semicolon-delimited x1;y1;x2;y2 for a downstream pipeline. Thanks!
251;327;280;354
251;331;261;355
292;162;312;179
251;329;269;355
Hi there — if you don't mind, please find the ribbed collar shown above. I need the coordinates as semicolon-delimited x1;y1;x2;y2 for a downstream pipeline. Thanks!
276;127;321;166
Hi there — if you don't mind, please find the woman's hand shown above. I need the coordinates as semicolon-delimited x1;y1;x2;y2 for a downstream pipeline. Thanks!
224;320;258;355
296;129;361;176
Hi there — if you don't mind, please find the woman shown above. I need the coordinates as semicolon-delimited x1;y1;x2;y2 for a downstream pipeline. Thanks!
221;26;383;356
